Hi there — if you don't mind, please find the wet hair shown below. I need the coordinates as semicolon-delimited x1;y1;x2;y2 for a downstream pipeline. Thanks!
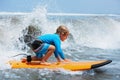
56;25;69;36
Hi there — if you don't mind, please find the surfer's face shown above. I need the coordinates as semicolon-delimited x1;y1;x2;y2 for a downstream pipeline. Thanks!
60;33;69;41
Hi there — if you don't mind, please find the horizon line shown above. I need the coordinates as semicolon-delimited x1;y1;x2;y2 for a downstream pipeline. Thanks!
0;12;120;16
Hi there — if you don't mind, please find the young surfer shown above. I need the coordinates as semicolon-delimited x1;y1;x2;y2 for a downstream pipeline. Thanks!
26;25;70;64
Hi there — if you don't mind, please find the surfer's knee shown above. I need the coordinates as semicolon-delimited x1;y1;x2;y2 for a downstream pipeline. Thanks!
48;45;55;52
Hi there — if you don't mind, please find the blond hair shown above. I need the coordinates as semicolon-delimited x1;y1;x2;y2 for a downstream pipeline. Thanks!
56;25;69;35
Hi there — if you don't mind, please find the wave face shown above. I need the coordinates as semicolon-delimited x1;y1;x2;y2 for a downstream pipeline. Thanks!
1;11;120;51
0;8;120;60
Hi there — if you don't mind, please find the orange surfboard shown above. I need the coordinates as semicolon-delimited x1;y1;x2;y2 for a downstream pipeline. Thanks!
8;60;112;71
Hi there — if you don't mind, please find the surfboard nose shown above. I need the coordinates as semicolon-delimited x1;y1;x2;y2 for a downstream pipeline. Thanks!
91;60;112;69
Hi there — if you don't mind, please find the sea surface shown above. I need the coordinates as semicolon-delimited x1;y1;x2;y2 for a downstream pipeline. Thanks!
0;8;120;80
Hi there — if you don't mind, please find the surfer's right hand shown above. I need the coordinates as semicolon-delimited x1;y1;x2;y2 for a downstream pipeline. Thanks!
63;59;72;62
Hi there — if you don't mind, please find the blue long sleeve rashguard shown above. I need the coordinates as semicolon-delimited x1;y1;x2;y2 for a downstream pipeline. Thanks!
37;34;65;59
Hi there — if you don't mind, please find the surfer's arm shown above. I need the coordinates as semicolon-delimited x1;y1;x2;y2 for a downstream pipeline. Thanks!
54;39;65;60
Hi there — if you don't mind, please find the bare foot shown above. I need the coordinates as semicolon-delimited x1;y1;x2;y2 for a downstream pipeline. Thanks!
21;58;27;63
40;62;51;65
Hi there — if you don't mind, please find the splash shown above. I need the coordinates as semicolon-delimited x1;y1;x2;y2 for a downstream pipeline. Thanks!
68;16;120;49
0;7;120;69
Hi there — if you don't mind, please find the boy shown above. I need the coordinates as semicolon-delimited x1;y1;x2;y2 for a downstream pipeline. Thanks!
29;25;70;64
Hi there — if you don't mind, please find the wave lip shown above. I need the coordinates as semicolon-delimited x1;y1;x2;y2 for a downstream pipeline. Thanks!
0;12;30;15
48;13;120;16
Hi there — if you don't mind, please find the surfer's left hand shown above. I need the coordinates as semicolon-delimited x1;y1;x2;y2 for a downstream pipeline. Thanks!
63;59;72;62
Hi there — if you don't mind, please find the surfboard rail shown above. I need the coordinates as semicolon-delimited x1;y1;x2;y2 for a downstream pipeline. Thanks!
8;60;112;71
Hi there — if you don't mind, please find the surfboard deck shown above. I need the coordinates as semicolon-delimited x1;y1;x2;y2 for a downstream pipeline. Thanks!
8;60;112;71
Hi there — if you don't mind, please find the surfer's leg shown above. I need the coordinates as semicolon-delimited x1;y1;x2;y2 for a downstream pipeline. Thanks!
41;45;55;62
31;56;42;61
